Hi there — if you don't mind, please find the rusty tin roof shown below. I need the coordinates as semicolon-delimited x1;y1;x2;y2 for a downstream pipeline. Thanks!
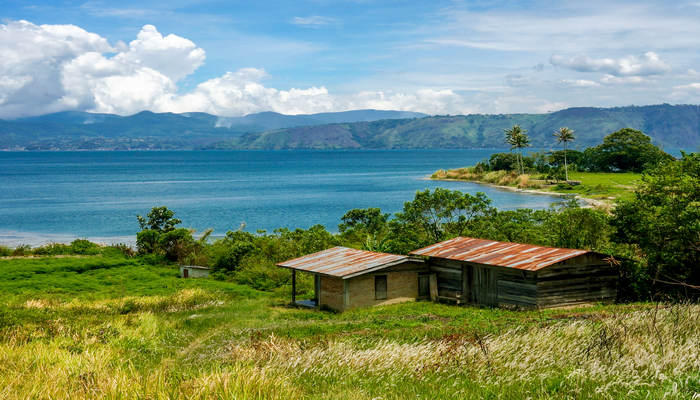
276;246;410;278
410;237;592;271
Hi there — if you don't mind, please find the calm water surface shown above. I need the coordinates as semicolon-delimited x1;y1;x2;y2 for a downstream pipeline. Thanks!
0;150;563;245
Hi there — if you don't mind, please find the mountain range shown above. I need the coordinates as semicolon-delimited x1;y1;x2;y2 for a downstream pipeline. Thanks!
1;104;698;151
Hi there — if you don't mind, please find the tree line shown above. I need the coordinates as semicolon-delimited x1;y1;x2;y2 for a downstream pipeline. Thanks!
497;126;674;178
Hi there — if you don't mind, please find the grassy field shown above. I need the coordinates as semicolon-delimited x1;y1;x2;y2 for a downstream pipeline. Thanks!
431;168;641;201
1;255;698;399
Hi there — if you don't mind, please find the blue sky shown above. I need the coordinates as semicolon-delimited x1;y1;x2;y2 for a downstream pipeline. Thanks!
2;0;700;117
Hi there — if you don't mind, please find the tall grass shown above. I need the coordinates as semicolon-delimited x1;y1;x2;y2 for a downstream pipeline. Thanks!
224;304;700;398
1;255;697;399
432;168;543;189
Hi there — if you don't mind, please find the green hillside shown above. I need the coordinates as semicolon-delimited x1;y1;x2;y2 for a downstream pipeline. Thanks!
218;104;700;150
2;104;698;150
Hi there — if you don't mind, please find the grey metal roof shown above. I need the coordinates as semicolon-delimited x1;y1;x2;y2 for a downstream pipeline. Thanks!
276;246;409;278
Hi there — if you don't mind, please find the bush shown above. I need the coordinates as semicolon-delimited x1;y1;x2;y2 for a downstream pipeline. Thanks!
0;245;13;257
11;245;31;256
33;243;72;255
233;255;296;291
70;239;101;255
488;153;534;171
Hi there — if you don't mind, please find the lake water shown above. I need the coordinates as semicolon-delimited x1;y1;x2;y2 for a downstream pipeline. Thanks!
0;150;563;246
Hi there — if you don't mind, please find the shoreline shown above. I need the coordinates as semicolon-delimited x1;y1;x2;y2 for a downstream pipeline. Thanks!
425;176;613;208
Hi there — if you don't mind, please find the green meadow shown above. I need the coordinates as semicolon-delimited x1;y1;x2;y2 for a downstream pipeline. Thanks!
1;255;698;399
431;168;641;200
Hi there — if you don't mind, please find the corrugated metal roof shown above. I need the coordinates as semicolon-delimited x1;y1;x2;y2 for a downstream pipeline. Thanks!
276;246;409;278
410;237;591;271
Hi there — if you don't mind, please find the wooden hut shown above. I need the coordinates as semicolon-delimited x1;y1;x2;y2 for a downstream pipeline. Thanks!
410;237;618;308
276;246;428;311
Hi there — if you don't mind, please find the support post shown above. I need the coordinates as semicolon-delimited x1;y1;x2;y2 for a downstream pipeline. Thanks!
314;274;320;305
291;269;296;305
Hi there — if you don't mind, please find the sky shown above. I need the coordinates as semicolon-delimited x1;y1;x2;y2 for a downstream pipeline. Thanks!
1;0;700;118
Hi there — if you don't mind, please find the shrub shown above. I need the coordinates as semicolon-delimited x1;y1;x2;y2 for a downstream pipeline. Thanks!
11;245;31;256
33;243;72;256
233;256;297;291
70;239;101;255
0;245;12;257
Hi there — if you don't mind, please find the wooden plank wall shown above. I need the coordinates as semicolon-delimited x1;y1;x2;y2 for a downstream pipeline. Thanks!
496;268;538;308
427;253;617;308
535;259;618;307
473;266;498;306
429;259;463;302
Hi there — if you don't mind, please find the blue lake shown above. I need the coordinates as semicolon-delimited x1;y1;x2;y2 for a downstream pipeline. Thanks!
0;150;563;246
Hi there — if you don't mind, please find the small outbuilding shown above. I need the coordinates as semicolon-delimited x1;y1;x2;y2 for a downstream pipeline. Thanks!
410;237;618;308
276;246;428;311
179;265;211;279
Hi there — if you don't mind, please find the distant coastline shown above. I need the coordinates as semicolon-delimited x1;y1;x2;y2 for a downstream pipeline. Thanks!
425;175;611;208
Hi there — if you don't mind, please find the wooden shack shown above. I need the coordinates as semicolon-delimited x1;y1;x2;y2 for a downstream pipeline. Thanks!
276;246;428;311
410;237;618;308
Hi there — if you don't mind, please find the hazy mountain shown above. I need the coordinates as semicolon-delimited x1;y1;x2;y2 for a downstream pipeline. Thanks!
1;105;698;150
0;109;426;150
216;104;700;151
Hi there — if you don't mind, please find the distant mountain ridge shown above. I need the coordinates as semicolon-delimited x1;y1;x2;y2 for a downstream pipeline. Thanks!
217;104;700;151
0;109;425;150
1;104;698;150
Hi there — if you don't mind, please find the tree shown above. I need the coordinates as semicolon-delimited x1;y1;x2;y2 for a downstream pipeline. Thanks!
339;208;390;250
488;152;534;172
394;188;493;244
589;128;673;172
137;206;182;232
611;152;700;295
553;127;575;181
136;206;192;259
504;125;531;175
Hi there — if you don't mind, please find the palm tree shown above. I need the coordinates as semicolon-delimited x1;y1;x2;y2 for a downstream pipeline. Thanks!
504;125;531;174
554;127;575;181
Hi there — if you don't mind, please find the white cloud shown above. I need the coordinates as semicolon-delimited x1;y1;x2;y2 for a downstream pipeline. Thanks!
115;24;205;82
558;79;600;88
599;74;649;85
163;68;335;116
0;20;483;118
290;16;337;28
674;82;700;91
0;20;113;118
550;52;670;76
344;89;469;115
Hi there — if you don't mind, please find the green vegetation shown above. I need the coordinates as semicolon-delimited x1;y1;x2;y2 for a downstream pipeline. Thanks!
432;128;673;201
554;127;576;180
612;152;700;291
504;124;531;174
1;254;698;399
215;104;699;150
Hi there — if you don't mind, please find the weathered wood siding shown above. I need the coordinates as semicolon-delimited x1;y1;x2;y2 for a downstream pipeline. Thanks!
426;253;617;308
496;268;538;308
535;254;617;308
428;259;464;302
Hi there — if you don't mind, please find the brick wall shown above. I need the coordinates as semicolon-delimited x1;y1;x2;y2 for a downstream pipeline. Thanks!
319;275;345;311
347;269;420;309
